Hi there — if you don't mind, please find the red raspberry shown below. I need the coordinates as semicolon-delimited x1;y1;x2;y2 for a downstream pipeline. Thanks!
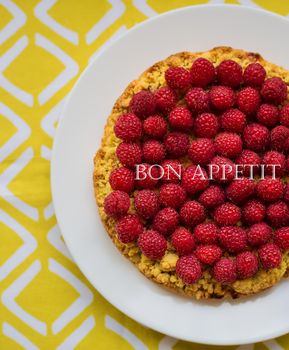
220;108;246;133
180;200;206;227
161;159;183;183
284;183;289;203
236;150;261;177
176;255;202;284
155;86;177;113
258;243;282;269
181;165;209;195
109;167;134;193
153;207;179;236
104;190;130;218
194;222;218;244
243;123;270;151
142;140;165;164
171;227;195;255
214;202;241;226
138;230;167;260
261;77;287;105
199;185;225;209
164;132;189;158
280;104;289;127
130;90;156;118
209;156;236;183
195;245;222;265
116;142;142;168
243;63;266;87
209;85;235;111
242;199;266;225
143;115;167;139
116;214;143;243
217;60;243;88
237;87;261;115
274;227;289;250
188;138;215;165
194;112;219;138
114;113;142;141
165;66;191;90
219;226;247;253
256;177;283;202
168;106;193;131
263;151;285;177
159;183;186;209
190;58;215;87
214;132;242;158
135;163;160;189
256;104;279;127
185;87;209;113
247;222;272;247
267;201;289;228
271;125;289;151
134;189;159;219
213;258;237;284
236;251;258;279
226;178;255;204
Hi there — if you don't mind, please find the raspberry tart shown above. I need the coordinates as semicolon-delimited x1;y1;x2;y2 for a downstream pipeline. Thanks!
94;47;289;299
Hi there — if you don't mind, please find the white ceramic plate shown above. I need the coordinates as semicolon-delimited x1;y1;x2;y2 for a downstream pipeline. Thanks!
51;5;289;345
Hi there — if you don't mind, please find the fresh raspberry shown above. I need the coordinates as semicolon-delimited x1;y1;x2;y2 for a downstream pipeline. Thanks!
236;150;261;177
209;156;236;183
134;189;159;219
138;230;167;260
247;222;272;247
243;123;270;151
159;183;186;209
188;138;215;165
237;87;261;115
219;226;247;253
160;159;183;183
194;222;218;244
154;86;177;113
280;104;289;127
194;112;219;138
114;113;142;141
242;199;266;225
180;200;206;227
214;202;241;226
215;132;242;159
271;125;289;151
190;58;216;87
261;77;287;105
185;87;209;113
258;243;282;269
181;165;209;194
171;227;195;255
143;115;167;139
236;251;258;279
165;66;191;90
284;183;289;203
176;255;202;284
130;90;156;118
256;177;283;202
164;132;189;158
116;214;143;243
104;191;130;218
116;142;142;168
209;85;235;111
243;63;266;87
267;201;289;228
256;104;279;127
199;185;225;208
109;167;134;193
195;245;222;265
142;140;165;164
168;106;193;131
263;151;285;177
226;178;255;204
220;109;246;133
153;207;179;236
135;163;160;189
274;227;289;250
217;60;243;88
213;258;237;284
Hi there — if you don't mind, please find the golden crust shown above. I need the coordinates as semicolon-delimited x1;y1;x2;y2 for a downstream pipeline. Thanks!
93;46;289;300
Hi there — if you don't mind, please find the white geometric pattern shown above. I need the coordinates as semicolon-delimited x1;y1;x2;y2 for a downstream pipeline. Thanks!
3;322;39;350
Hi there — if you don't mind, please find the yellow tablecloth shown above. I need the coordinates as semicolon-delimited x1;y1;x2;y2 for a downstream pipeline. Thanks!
1;1;289;349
